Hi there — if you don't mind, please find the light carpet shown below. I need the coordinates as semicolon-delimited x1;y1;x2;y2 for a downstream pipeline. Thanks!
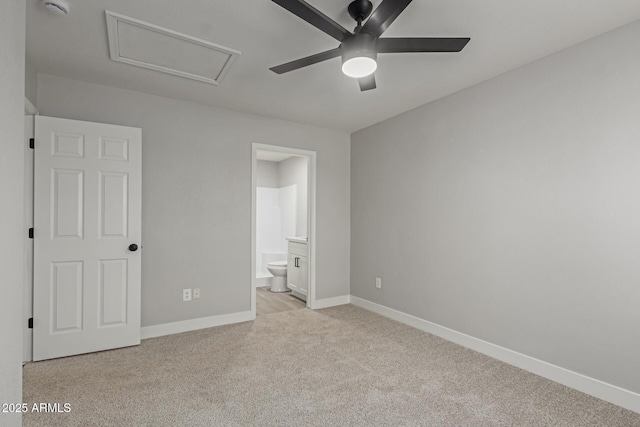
23;305;640;426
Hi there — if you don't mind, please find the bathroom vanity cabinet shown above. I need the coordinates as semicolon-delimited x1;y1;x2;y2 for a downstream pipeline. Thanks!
287;239;308;300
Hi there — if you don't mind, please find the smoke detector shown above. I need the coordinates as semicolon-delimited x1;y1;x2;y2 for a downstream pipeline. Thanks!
42;0;70;15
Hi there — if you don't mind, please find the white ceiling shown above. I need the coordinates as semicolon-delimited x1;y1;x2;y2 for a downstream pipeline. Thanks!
26;0;640;133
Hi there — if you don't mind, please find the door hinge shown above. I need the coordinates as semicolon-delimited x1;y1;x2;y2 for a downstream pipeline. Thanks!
29;138;34;149
28;318;33;329
29;228;34;239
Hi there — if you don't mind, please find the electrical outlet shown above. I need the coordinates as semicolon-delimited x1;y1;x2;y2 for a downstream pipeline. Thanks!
182;288;192;301
375;278;382;289
193;288;200;299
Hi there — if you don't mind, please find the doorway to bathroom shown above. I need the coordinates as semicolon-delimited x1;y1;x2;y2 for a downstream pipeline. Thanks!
250;143;316;318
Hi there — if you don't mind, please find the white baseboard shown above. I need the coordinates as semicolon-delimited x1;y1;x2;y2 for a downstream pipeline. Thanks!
313;295;351;309
255;277;272;288
140;293;352;340
350;296;640;414
141;311;254;340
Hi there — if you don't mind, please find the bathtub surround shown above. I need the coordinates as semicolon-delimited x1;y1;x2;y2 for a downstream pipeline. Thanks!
256;157;308;237
351;18;640;406
256;159;289;284
278;156;308;237
256;185;296;277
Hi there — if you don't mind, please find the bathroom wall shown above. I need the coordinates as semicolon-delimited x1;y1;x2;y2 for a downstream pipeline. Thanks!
351;20;640;393
278;156;308;237
256;160;278;188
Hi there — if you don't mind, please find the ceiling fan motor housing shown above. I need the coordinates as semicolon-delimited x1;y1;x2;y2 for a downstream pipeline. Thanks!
341;32;377;64
348;0;374;24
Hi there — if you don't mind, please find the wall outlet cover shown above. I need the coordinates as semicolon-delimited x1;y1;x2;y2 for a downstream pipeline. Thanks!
375;278;382;289
182;288;192;301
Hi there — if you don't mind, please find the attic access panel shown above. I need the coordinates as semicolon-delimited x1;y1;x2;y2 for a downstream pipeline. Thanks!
105;11;241;85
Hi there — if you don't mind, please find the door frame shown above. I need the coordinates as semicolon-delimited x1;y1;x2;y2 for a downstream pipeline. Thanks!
23;97;37;362
250;143;317;318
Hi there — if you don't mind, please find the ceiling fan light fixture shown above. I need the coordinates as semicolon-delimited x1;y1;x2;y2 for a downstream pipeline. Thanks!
342;56;377;78
341;32;377;78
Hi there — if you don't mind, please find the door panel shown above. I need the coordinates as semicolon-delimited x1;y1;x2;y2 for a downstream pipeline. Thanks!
99;172;128;238
51;261;83;333
99;137;129;161
99;259;128;326
33;116;142;361
52;132;84;158
52;168;84;239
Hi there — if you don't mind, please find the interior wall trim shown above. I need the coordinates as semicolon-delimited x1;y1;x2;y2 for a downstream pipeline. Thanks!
140;294;351;341
349;296;640;414
141;311;253;340
313;295;351;309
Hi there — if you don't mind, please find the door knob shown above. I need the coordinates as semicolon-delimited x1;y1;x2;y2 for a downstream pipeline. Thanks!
128;244;139;252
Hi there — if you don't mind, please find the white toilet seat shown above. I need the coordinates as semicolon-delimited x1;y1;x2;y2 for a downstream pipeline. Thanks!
267;261;287;270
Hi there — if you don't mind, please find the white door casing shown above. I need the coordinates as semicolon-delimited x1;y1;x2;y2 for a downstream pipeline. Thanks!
24;115;34;363
33;116;142;361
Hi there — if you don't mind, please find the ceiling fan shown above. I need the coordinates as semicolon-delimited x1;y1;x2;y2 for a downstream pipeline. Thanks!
269;0;470;91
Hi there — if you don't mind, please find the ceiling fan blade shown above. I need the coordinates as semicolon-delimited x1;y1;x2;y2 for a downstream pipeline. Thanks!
358;74;376;91
270;48;342;74
378;37;470;53
361;0;412;38
272;0;351;42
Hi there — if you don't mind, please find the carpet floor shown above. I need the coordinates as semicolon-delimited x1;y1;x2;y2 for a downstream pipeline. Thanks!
23;305;640;426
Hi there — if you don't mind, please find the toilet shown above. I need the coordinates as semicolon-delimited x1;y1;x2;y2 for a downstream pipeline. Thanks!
266;261;289;292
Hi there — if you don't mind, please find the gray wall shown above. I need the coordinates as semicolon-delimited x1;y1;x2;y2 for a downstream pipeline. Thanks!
351;20;640;393
37;73;350;326
256;160;279;188
0;1;25;425
279;156;308;237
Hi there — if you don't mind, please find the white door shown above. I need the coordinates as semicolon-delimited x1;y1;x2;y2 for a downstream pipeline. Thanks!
33;116;142;361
